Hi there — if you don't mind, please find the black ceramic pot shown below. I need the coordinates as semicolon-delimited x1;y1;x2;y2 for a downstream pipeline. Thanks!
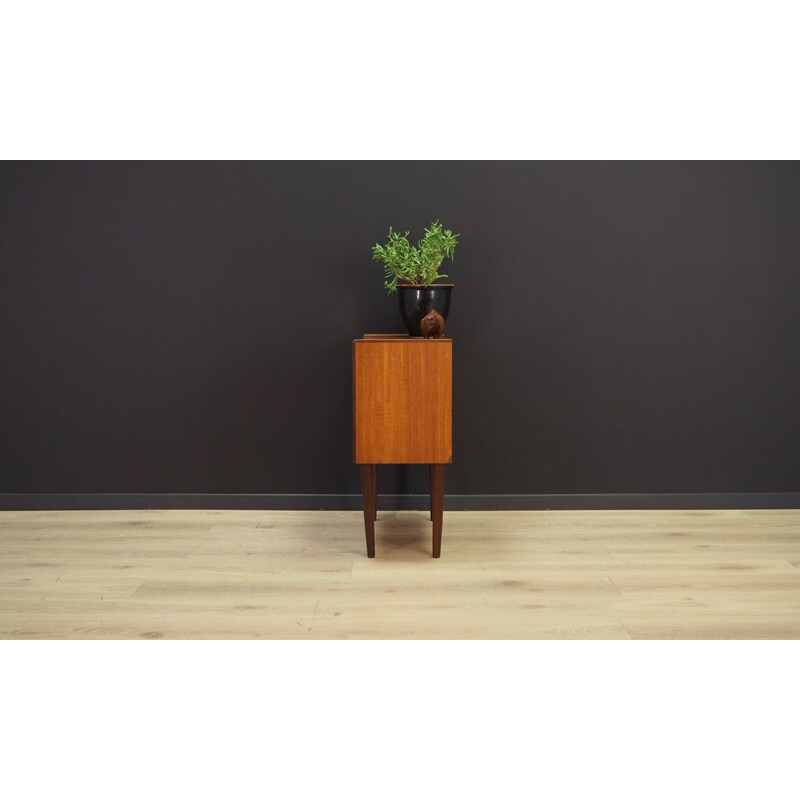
397;284;453;337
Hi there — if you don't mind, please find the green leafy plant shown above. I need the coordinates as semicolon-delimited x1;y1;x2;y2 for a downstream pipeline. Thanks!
372;220;460;293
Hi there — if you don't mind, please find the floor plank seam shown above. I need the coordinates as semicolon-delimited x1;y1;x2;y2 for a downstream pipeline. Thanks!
308;598;320;634
602;545;621;561
607;577;625;597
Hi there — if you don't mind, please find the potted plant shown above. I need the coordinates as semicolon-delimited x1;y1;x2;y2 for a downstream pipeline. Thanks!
372;220;460;336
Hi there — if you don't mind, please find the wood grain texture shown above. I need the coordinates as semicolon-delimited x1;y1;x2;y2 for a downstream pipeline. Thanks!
353;338;452;464
1;509;799;639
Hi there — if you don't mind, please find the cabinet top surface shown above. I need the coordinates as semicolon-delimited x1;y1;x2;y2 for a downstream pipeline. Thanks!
354;334;451;342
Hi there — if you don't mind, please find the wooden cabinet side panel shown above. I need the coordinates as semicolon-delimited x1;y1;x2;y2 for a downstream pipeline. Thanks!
354;340;451;463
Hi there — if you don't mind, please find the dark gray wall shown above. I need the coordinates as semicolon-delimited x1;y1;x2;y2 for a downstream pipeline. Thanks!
1;162;799;504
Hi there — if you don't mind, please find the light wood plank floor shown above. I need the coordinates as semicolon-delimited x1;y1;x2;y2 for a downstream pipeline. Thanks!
1;509;799;639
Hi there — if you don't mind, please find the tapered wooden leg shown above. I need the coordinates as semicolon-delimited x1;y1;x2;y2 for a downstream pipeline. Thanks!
373;466;378;521
429;465;433;520
430;464;445;558
360;464;376;557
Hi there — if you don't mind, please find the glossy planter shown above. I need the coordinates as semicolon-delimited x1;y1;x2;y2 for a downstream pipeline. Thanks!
397;284;453;337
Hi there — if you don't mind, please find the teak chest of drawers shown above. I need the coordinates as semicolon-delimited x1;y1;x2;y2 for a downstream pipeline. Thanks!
353;334;452;557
